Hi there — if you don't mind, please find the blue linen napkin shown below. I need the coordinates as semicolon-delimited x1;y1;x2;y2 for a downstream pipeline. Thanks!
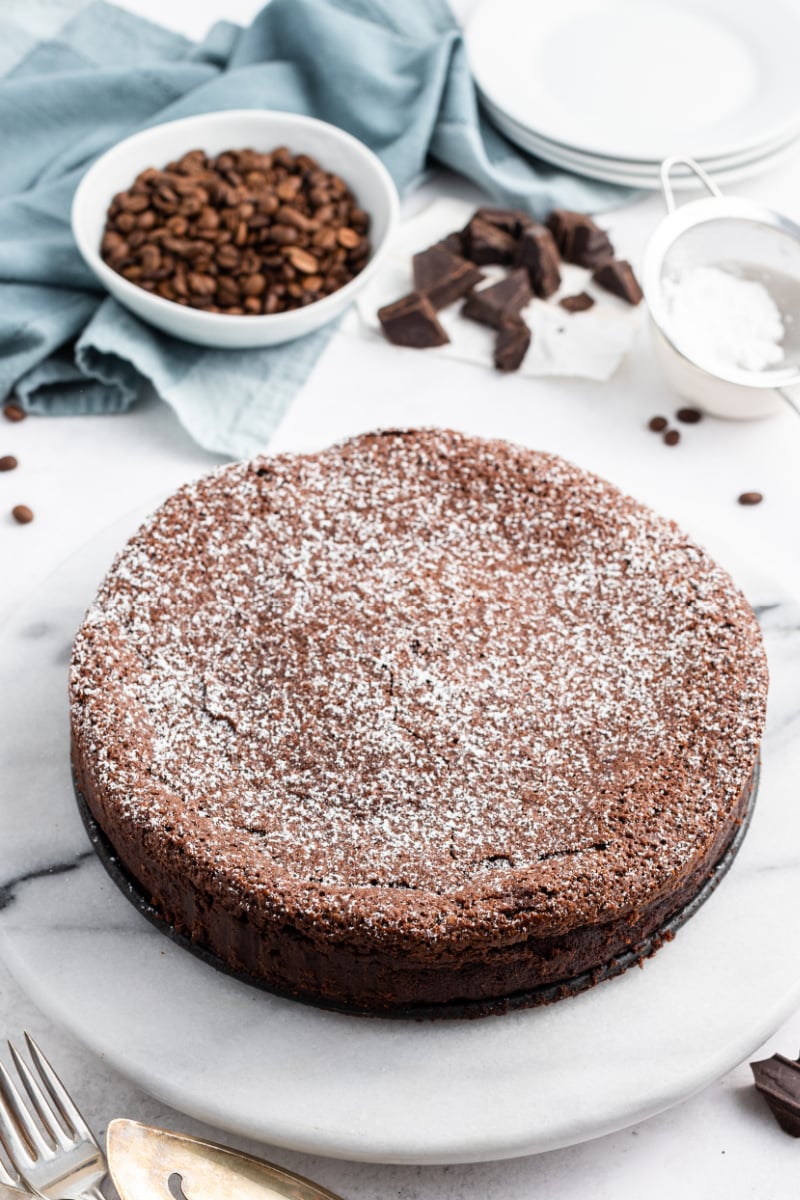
0;0;634;458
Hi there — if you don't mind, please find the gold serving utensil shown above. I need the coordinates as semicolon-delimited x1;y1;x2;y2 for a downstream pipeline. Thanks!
108;1119;346;1200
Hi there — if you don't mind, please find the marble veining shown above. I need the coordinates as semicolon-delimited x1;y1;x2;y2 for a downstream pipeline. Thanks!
0;510;799;1164
0;852;94;912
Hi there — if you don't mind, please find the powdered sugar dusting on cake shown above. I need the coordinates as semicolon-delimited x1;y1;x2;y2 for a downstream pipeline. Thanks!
69;430;768;942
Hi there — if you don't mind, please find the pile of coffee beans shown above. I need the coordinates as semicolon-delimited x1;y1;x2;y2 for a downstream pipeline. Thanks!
100;147;371;316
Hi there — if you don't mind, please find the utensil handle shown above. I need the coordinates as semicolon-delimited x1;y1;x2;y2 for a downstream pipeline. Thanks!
778;387;800;420
659;156;723;213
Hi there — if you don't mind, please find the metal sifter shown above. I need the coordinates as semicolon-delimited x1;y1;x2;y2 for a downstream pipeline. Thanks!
641;156;800;419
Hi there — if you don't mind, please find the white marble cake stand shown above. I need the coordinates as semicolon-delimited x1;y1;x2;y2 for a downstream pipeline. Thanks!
1;509;800;1165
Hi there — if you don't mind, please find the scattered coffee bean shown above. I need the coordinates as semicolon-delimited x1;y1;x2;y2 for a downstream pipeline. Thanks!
3;403;25;422
738;492;764;506
101;147;371;316
12;504;33;524
677;406;703;424
663;429;680;446
648;416;668;432
0;455;18;471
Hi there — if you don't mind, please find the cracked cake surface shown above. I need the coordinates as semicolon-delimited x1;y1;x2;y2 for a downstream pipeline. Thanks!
69;428;768;1013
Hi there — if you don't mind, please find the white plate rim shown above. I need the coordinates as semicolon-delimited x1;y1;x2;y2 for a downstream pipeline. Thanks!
486;101;800;189
482;93;800;173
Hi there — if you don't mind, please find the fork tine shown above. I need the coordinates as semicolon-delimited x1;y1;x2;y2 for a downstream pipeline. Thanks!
23;1036;94;1144
0;1062;41;1169
0;1149;20;1190
8;1044;58;1149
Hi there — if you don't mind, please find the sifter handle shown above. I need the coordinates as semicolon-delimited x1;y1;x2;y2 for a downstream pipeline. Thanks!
659;156;723;213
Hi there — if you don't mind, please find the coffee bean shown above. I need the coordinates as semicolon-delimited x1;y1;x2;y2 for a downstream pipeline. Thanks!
676;406;703;424
3;403;25;422
100;146;370;318
663;429;680;446
648;416;668;432
0;455;18;471
286;247;319;274
738;492;764;506
337;226;360;249
187;272;216;298
12;504;33;524
270;224;299;246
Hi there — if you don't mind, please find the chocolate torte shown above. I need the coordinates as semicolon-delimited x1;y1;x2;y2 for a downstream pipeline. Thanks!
69;430;768;1015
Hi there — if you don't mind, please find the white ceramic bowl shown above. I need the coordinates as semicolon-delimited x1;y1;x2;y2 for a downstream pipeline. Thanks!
71;110;399;349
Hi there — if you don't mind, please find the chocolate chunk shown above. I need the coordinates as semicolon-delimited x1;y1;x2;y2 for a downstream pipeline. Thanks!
461;269;532;329
572;223;614;269
547;210;614;267
378;292;449;348
475;206;532;238
648;416;668;432
676;406;703;424
463;216;517;265
738;491;764;506
494;316;531;372
514;224;561;298
593;259;643;306
751;1054;800;1136
412;244;484;310
439;231;466;256
559;291;595;313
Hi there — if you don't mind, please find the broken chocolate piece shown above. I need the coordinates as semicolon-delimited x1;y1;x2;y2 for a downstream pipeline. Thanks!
461;269;533;329
439;231;466;256
547;210;614;267
559;292;595;313
463;216;517;265
378;292;450;348
514;223;561;298
592;259;643;305
494;316;531;372
751;1054;800;1137
475;206;532;238
412;244;484;310
572;223;614;268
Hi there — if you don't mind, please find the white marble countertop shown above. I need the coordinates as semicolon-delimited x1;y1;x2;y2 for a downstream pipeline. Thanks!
2;0;800;1195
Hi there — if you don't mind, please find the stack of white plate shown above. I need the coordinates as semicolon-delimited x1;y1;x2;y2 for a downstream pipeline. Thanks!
466;0;800;189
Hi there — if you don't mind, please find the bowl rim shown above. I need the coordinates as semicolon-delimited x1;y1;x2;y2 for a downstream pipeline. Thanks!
71;108;400;331
641;195;800;391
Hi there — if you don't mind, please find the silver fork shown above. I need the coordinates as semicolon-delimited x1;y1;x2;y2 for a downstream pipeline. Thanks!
0;1147;24;1195
0;1035;106;1200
